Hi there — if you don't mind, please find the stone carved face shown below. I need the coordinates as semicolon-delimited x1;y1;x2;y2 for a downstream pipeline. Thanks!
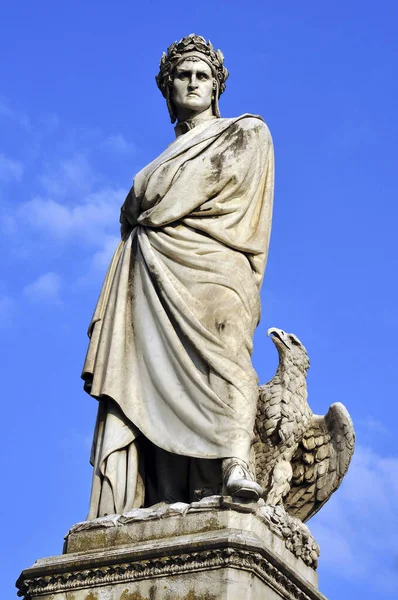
171;58;214;121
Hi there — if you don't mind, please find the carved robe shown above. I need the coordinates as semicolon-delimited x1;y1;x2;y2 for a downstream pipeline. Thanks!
82;114;274;517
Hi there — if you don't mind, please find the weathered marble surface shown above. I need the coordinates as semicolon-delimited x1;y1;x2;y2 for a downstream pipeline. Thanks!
17;498;325;600
66;496;319;570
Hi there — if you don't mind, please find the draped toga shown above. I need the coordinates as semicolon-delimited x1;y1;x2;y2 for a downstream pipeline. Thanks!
82;114;274;517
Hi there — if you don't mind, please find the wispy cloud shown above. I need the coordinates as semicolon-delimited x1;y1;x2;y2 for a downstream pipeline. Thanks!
23;272;63;303
101;134;136;154
0;153;24;182
1;101;135;289
361;417;389;435
15;149;127;255
91;234;121;270
18;186;125;246
38;153;97;198
311;445;398;594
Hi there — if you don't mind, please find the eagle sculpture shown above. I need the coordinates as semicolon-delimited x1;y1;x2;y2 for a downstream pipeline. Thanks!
254;327;355;522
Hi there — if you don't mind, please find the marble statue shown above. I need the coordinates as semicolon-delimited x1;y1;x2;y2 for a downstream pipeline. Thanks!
82;34;274;518
16;34;355;600
254;328;355;520
82;35;354;523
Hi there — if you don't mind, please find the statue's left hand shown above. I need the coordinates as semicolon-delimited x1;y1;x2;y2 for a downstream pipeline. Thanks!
120;187;140;239
120;215;133;240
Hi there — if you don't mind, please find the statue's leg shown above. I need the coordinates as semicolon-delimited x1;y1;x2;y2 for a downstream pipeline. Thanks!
142;440;190;505
189;458;222;501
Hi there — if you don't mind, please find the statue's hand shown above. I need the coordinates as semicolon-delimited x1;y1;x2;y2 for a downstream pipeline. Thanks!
120;216;133;240
120;188;140;239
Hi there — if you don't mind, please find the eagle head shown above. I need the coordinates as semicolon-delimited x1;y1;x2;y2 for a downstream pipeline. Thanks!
267;327;310;373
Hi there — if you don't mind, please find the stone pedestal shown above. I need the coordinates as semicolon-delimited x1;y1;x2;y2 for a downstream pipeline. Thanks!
16;497;326;600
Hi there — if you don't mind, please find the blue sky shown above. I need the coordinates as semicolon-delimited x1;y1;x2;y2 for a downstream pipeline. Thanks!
2;2;398;598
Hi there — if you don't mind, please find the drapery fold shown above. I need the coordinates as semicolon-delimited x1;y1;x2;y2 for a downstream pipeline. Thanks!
83;115;274;517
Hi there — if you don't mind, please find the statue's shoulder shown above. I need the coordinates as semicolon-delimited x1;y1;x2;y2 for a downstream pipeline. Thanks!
222;114;272;143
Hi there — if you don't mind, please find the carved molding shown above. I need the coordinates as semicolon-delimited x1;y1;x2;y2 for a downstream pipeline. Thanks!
17;546;324;600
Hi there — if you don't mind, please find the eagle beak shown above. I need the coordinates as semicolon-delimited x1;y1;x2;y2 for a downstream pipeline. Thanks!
267;327;291;349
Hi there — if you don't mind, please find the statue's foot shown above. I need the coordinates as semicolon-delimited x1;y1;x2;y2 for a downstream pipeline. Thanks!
222;458;263;501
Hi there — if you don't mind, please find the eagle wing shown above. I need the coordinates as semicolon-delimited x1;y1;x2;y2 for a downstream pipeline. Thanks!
284;402;355;522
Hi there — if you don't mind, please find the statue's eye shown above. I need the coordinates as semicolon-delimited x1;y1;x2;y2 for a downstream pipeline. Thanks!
289;336;300;346
198;72;209;80
178;71;190;80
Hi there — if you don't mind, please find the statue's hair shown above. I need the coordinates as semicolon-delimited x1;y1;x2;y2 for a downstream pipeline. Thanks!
156;34;229;124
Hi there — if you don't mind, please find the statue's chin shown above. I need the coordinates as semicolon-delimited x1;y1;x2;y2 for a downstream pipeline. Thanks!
175;100;212;119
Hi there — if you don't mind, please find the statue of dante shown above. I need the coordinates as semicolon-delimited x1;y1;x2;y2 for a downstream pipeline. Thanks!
82;34;274;519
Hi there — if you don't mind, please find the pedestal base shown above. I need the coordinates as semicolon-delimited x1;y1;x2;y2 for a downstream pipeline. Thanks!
17;497;326;600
